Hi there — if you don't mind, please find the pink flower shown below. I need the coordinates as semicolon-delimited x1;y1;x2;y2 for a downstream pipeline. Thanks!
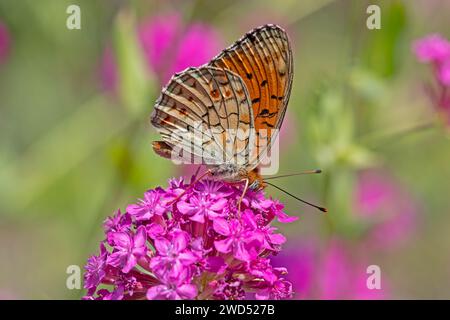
99;47;117;92
147;281;198;300
320;241;387;300
126;190;166;221
83;176;296;300
146;267;197;300
106;226;147;273
241;209;286;251
150;230;198;280
438;59;450;86
211;277;246;300
413;34;450;64
413;34;450;124
100;13;222;91
84;243;108;292
177;194;228;223
140;17;222;84
355;170;418;248
138;13;181;79
84;287;124;300
213;217;264;261
273;240;390;299
320;241;353;299
168;22;222;82
270;243;316;299
0;21;10;64
270;199;299;223
103;209;131;233
253;267;292;300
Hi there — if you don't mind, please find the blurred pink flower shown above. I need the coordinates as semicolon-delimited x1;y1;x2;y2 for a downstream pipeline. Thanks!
413;34;450;124
272;240;389;299
355;170;419;249
138;13;180;80
271;243;315;299
0;21;10;64
100;13;222;91
167;23;222;83
438;59;450;86
100;47;117;92
413;34;450;64
278;111;299;152
320;241;387;300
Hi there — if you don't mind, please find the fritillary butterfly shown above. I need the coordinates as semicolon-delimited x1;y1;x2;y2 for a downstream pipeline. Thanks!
151;24;293;191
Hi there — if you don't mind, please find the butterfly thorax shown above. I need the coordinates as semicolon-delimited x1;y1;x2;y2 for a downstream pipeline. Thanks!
210;165;266;191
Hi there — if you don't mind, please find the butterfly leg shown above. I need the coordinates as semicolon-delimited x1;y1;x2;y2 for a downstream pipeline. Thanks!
237;178;249;216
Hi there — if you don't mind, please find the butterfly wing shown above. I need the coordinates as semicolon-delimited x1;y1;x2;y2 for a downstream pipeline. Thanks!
208;24;293;169
151;66;256;168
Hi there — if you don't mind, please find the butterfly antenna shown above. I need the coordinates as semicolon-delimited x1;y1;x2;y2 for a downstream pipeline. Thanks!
265;181;328;213
263;169;322;180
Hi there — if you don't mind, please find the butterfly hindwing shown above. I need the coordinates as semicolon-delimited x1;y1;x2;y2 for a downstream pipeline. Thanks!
151;66;255;167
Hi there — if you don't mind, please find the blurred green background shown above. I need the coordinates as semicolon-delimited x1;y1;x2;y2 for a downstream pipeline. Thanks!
0;0;449;299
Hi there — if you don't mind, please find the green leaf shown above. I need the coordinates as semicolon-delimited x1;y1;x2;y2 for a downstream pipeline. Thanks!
361;1;407;78
113;10;155;115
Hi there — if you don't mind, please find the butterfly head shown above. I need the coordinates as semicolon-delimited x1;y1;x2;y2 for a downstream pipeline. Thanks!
208;165;266;191
245;167;267;191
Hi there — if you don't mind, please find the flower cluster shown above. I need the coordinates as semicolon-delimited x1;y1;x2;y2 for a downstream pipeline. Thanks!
83;176;296;300
413;34;450;124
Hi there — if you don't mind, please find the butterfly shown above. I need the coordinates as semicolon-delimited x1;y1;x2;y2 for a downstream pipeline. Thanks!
150;24;293;194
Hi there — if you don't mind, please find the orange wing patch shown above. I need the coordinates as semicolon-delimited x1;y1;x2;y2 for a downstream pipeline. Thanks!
208;24;293;149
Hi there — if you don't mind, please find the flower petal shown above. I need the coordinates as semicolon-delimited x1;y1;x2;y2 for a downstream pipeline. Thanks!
177;284;198;299
268;233;286;245
177;201;195;215
146;285;165;300
106;251;126;268
122;254;137;273
134;226;147;248
172;231;189;252
109;232;131;249
209;198;228;211
213;218;230;236
154;237;172;255
214;237;233;254
189;210;205;224
146;223;165;239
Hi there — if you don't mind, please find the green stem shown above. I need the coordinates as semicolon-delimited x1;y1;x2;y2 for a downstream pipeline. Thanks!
361;121;435;149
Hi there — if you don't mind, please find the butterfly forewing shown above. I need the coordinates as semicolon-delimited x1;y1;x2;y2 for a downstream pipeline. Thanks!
208;24;293;168
151;66;255;167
